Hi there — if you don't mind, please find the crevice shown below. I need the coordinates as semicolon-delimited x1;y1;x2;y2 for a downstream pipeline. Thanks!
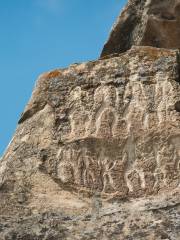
175;52;180;84
160;13;176;21
18;102;47;124
146;202;180;212
175;101;180;112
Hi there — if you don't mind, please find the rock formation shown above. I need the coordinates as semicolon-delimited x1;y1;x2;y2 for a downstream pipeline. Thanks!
0;1;180;240
101;0;180;57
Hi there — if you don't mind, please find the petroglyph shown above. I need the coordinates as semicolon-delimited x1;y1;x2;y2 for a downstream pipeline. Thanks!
1;47;179;204
32;48;180;198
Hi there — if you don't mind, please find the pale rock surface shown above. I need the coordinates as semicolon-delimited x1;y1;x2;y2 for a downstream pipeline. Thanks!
0;46;179;239
101;0;180;57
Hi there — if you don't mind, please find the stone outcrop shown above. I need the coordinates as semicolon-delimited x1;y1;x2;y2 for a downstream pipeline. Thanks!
0;46;179;239
101;0;180;57
0;1;180;239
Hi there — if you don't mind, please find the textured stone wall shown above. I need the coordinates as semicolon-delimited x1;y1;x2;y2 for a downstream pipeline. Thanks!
40;47;180;198
1;46;179;198
0;47;179;240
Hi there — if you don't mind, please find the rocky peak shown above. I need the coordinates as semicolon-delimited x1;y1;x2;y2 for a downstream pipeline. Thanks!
101;0;180;57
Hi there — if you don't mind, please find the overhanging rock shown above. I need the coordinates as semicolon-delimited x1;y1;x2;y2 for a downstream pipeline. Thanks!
101;0;180;57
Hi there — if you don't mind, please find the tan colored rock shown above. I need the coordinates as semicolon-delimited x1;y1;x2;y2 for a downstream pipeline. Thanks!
101;0;180;57
0;46;179;239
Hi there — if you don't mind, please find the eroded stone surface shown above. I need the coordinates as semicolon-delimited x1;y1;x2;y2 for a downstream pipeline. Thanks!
101;0;180;57
29;47;180;198
0;47;180;239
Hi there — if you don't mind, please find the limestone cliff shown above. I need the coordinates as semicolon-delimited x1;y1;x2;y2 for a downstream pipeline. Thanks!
0;1;180;240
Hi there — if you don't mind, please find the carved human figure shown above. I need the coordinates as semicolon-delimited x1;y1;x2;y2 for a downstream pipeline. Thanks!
96;109;116;138
68;86;89;139
87;85;117;137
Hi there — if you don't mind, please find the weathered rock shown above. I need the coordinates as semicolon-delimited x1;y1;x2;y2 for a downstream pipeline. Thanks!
0;46;179;239
101;0;180;57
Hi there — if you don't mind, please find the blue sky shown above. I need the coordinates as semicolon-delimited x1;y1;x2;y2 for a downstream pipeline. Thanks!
0;0;127;156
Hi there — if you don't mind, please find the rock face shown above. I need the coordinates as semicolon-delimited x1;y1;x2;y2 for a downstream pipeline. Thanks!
0;46;179;239
0;2;180;240
101;0;180;57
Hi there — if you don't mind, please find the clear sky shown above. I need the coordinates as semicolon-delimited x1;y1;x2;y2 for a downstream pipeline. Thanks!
0;0;127;156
